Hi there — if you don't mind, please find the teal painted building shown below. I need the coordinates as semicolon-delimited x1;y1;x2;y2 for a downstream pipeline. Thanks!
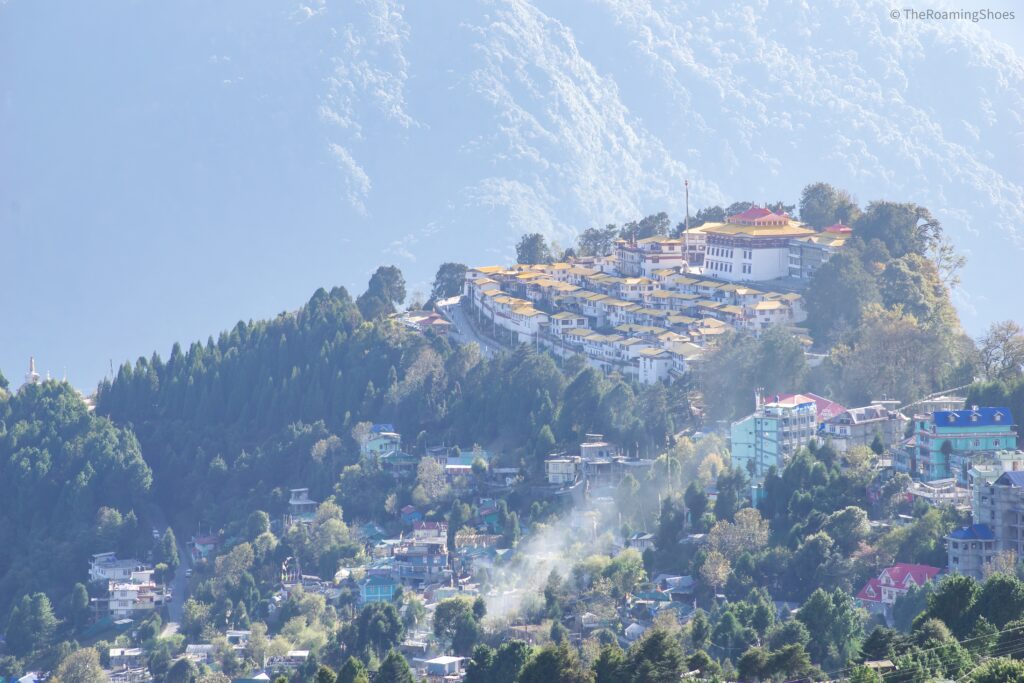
730;395;817;479
360;573;398;605
912;407;1016;482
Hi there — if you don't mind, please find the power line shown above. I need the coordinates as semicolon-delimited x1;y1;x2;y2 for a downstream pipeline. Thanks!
816;621;1024;682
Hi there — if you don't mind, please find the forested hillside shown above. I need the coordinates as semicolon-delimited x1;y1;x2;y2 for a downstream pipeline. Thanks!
693;191;979;421
0;382;152;614
95;285;681;528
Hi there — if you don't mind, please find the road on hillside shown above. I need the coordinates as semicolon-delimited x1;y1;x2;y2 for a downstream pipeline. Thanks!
445;302;504;358
148;503;191;631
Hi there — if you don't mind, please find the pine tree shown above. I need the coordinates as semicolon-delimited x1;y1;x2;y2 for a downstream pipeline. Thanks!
377;650;415;683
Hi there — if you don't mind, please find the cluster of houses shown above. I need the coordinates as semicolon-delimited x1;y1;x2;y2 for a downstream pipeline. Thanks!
729;391;903;481
543;434;655;497
458;207;850;384
357;423;510;484
729;390;1024;587
88;553;169;621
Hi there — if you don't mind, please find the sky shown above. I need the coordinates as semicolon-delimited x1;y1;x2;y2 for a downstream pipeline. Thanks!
2;0;1022;392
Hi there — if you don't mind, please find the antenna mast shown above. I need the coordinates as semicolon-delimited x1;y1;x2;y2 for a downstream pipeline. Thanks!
684;179;690;267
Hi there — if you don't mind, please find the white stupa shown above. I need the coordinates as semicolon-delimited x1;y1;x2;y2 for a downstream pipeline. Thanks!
24;357;40;386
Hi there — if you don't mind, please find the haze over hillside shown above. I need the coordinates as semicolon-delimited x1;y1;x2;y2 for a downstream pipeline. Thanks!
3;0;1022;387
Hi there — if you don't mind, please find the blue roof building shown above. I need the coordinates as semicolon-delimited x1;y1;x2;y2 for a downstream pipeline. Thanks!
911;407;1016;482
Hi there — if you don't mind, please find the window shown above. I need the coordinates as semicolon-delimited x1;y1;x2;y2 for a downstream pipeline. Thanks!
974;440;980;447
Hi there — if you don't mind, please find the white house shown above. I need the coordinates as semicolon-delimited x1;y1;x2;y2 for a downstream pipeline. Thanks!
639;349;673;385
89;553;147;583
615;237;688;277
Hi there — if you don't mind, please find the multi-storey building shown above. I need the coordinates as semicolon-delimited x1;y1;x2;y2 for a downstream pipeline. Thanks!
946;524;996;579
545;456;581;485
974;471;1024;554
909;407;1016;482
969;450;1024;513
615;237;687;277
701;207;815;281
359;573;398;605
89;553;148;583
731;394;818;478
108;571;167;619
787;223;852;279
676;223;713;266
392;538;449;586
821;403;908;453
947;461;1024;578
285;488;318;526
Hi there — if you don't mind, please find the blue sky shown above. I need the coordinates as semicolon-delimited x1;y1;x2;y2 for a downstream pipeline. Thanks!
3;0;1022;391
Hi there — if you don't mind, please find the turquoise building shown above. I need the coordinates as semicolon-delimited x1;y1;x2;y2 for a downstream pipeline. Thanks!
730;394;818;479
360;573;398;604
911;407;1016;482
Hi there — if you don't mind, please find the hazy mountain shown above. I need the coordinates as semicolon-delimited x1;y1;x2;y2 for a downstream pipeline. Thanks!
3;0;1022;386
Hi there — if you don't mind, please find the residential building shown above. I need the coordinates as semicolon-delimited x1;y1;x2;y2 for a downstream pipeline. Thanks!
412;520;447;540
775;392;846;426
910;407;1016;482
108;648;145;670
731;394;818;478
969;450;1024;513
400;505;423;525
638;348;673;385
947;464;1024;578
628;532;655;553
108;574;168;619
580;434;617;461
545;456;581;485
89;553;147;583
788;223;851;279
856;564;940;613
191;534;219;562
393;539;449;586
423;656;463;678
700;207;816;282
615;237;688;277
975;472;1024;558
677;223;713;265
821;404;908;453
362;429;401;457
946;524;997;579
285;489;318;526
360;574;398;605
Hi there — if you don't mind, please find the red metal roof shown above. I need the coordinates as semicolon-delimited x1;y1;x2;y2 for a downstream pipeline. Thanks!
881;563;940;588
775;392;847;421
857;578;882;602
824;223;852;233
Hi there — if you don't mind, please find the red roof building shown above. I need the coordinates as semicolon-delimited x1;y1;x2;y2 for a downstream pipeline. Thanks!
823;223;853;234
857;563;941;608
728;207;792;225
775;392;847;424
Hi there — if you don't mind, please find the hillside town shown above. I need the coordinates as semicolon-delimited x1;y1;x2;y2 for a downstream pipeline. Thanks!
24;389;1023;683
449;207;848;385
5;201;1024;683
